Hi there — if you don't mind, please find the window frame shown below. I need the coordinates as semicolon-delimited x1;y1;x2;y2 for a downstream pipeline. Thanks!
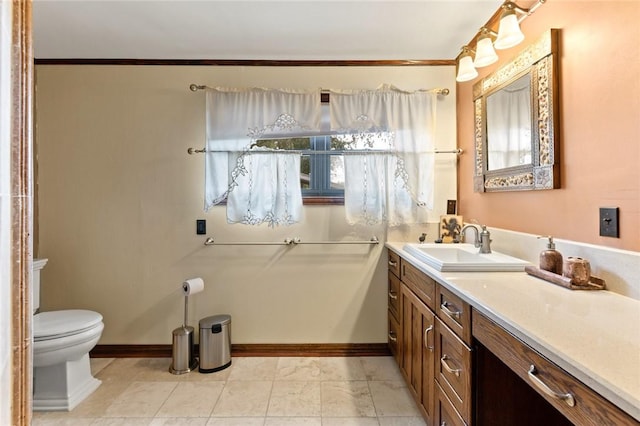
254;134;347;205
305;95;344;205
253;96;348;205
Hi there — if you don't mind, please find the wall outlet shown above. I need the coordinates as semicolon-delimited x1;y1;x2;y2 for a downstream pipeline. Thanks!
599;207;619;238
196;219;206;235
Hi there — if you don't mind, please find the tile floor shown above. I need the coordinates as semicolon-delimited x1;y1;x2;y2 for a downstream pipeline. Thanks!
32;356;426;425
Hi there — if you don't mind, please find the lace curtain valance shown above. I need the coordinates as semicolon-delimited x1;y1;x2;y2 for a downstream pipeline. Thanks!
203;85;437;227
205;88;321;226
329;85;437;225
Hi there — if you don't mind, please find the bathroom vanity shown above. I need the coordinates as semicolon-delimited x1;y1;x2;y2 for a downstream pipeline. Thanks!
386;243;639;426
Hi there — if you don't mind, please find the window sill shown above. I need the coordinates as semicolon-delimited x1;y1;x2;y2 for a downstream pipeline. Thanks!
303;196;344;206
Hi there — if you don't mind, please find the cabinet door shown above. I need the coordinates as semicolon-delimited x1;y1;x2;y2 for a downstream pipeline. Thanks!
401;284;436;424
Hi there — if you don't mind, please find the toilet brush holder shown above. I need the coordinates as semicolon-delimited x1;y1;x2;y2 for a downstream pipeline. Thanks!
169;294;198;374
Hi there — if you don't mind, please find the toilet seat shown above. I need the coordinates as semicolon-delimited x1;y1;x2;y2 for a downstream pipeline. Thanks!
34;310;103;341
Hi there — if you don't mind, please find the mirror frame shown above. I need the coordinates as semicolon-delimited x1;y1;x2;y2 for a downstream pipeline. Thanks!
473;29;560;192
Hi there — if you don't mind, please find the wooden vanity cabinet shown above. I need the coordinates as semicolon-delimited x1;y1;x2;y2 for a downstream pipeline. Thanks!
473;310;638;426
388;271;400;321
435;381;467;426
387;310;401;366
387;251;437;423
435;317;472;423
401;283;436;423
434;274;473;424
386;252;448;425
389;250;636;425
437;284;471;345
387;251;402;365
388;250;401;277
401;258;436;309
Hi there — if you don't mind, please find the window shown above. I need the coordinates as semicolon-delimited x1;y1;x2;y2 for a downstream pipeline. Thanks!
254;136;346;202
205;86;438;224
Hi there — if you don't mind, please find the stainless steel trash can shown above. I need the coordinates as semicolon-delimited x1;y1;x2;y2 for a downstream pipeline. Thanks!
199;314;231;373
169;325;198;374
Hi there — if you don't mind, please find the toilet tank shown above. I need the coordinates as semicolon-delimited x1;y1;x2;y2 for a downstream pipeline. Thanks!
32;258;48;314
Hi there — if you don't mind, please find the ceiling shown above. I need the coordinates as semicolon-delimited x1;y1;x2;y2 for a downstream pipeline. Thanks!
33;0;503;61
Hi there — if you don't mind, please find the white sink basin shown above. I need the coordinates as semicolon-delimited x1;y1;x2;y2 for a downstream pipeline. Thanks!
403;243;530;272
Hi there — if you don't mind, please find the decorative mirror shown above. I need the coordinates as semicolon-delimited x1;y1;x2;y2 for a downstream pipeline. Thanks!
473;29;560;192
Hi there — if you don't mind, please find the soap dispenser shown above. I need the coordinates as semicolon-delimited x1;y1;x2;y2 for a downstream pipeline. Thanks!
538;236;563;275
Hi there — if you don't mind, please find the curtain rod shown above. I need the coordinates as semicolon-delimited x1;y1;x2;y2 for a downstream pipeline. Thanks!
187;147;463;155
189;84;450;96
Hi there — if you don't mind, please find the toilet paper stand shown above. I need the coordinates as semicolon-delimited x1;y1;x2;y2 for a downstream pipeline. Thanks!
169;289;199;375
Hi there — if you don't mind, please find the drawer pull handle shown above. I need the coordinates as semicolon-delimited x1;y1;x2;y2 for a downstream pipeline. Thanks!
527;365;575;407
440;302;461;319
388;291;398;300
440;355;461;377
388;332;397;342
423;325;434;351
388;260;398;267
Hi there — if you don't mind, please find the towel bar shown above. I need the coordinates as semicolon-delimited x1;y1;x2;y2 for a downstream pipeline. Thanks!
203;236;379;246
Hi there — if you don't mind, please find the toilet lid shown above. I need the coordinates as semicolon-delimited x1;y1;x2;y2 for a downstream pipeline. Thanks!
34;310;103;341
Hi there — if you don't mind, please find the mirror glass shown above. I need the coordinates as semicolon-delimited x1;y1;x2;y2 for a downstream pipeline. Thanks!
486;73;532;171
472;29;560;192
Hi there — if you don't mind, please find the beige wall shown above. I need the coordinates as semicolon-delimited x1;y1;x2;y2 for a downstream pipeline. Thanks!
457;1;640;252
34;65;457;344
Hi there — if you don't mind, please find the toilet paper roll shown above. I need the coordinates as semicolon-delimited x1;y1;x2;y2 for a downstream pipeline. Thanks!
182;278;204;296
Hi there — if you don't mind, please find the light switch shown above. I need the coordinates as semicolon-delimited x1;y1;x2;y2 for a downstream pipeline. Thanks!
599;207;619;238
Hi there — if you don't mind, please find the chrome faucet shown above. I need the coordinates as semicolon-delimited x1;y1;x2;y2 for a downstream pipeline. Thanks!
460;224;492;254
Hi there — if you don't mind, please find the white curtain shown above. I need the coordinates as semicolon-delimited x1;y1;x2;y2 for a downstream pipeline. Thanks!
330;85;437;225
226;151;302;226
204;87;321;226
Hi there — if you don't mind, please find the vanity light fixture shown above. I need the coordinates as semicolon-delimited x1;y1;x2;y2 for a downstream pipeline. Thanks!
456;46;479;82
494;1;526;49
473;27;499;68
455;0;546;83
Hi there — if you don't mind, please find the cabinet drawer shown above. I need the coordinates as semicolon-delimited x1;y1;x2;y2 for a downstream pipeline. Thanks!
435;381;467;426
388;311;401;366
388;250;401;277
437;284;471;345
473;311;638;426
388;271;400;321
401;259;436;310
435;317;472;424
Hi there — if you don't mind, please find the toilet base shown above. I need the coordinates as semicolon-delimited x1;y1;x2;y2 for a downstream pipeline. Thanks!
33;353;101;411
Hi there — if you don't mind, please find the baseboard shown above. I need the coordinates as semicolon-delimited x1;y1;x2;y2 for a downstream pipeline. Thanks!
232;343;391;357
91;343;390;358
91;345;171;358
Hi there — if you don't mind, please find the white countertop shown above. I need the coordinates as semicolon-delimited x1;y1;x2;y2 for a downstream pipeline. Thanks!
386;242;640;421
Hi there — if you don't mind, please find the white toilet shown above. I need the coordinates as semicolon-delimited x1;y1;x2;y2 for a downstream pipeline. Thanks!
32;258;105;411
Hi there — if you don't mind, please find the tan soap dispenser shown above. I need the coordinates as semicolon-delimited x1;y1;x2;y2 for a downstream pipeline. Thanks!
538;236;563;275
